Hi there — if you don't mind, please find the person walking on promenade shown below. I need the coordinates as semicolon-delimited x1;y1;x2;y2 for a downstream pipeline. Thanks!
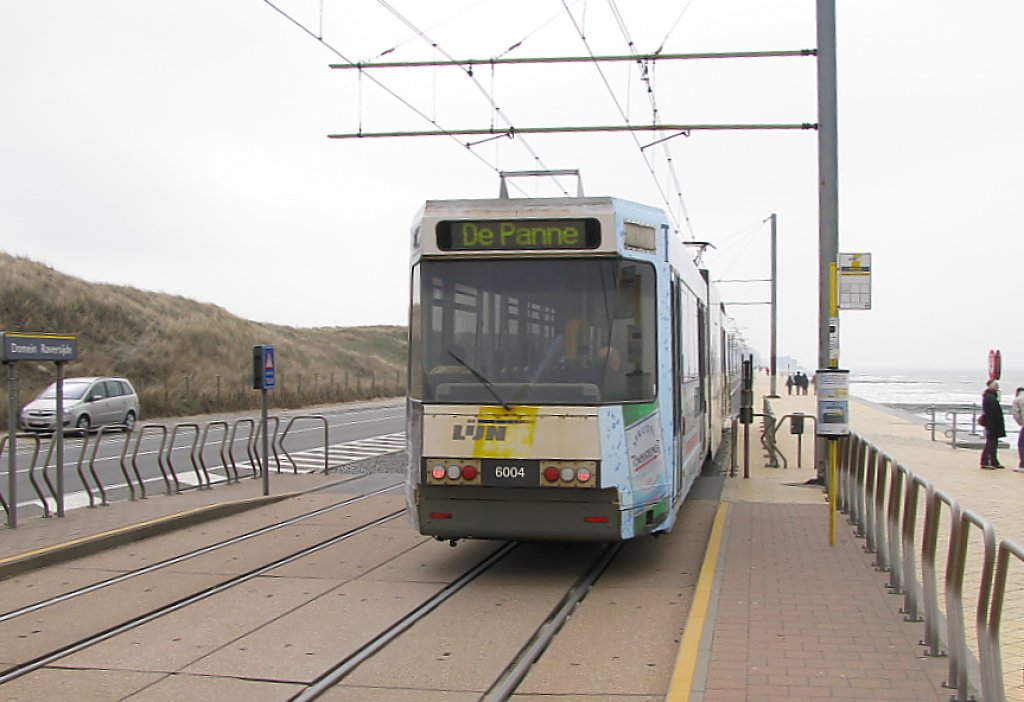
1012;386;1024;471
786;375;794;395
980;379;1006;469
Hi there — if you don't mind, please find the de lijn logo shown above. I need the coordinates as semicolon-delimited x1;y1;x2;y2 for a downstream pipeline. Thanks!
452;417;530;441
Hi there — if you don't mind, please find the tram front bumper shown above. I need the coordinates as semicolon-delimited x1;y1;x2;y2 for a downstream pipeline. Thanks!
416;486;621;542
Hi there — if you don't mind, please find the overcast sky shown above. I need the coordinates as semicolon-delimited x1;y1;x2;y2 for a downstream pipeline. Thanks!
2;1;1021;373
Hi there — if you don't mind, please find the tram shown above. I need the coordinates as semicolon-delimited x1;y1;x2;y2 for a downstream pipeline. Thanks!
405;192;744;542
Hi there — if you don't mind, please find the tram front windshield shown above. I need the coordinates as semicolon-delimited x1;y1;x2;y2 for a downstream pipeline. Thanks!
411;258;656;405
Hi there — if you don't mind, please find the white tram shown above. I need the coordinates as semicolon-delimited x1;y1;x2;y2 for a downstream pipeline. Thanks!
405;194;743;542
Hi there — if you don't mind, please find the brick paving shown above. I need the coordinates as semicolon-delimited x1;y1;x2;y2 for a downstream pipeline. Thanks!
2;383;1015;700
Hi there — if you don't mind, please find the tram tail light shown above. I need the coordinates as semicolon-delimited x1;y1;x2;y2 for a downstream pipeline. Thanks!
424;458;481;485
430;512;452;520
539;461;598;488
584;516;609;524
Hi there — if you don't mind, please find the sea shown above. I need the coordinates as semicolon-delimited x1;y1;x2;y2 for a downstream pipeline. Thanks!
848;367;1023;442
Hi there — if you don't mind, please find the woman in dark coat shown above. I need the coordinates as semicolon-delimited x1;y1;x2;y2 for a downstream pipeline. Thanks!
981;380;1006;469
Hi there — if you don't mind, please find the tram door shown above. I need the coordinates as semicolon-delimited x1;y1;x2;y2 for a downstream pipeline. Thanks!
670;277;684;496
697;300;709;456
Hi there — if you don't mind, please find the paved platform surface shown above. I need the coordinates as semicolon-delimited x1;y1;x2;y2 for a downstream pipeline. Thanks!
2;380;1016;701
688;379;1015;701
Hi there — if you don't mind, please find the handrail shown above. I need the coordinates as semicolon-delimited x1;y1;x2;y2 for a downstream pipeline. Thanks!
39;434;61;514
900;473;928;622
21;433;49;517
254;415;282;475
229;418;258;478
279;415;330;474
884;461;905;592
760;398;784;468
114;427;136;500
985;539;1024;702
87;425;130;506
945;510;996;702
74;430;94;507
167;422;203;490
920;485;954;658
199;421;231;483
871;451;891;572
132;424;169;497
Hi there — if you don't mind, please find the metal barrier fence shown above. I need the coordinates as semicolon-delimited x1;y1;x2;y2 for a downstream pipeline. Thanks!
0;413;329;526
839;431;1024;702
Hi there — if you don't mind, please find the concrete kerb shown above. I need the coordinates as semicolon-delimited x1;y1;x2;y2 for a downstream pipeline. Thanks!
0;473;369;580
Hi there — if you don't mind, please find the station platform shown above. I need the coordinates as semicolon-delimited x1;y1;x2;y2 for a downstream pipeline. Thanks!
681;385;955;701
1;383;1015;700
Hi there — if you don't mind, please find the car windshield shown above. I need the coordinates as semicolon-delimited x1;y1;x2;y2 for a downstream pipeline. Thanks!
410;257;657;405
38;381;92;401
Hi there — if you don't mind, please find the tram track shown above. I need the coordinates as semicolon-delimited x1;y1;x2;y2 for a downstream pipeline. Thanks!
0;481;402;625
290;542;624;701
0;491;714;699
0;508;407;686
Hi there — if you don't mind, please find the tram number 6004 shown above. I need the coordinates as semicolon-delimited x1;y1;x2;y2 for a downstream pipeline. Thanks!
494;465;525;479
482;459;537;486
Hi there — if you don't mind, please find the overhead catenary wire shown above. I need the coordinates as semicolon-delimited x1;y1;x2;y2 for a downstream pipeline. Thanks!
373;0;571;195
558;0;679;229
260;0;532;197
605;0;694;239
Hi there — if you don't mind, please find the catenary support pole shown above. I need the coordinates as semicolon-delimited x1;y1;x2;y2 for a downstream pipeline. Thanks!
7;363;17;528
56;362;65;517
816;0;839;482
769;213;779;397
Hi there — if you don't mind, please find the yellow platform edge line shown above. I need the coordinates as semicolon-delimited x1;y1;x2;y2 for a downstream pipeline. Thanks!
665;500;730;701
0;492;301;567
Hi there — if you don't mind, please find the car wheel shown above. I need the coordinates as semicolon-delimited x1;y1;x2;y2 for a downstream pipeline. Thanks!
124;411;136;433
76;415;91;432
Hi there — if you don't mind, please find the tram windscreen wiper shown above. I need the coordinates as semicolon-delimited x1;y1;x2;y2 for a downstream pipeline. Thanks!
446;349;511;410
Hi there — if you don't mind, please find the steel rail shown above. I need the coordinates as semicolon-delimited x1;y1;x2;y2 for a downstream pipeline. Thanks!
0;507;405;686
289;540;520;702
482;542;623;701
0;482;400;625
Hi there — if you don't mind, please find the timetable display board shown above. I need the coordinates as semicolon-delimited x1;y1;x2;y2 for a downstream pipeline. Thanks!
436;218;601;251
838;253;872;310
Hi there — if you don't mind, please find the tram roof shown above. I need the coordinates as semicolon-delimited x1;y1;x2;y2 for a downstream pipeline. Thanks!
419;196;665;221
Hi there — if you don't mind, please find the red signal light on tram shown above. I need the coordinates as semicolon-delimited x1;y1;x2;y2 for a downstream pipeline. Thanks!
543;466;560;483
431;465;446;481
576;467;592;483
462;465;477;481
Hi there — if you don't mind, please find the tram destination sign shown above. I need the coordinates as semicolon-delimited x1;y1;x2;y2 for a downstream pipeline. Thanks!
437;218;600;251
1;332;78;362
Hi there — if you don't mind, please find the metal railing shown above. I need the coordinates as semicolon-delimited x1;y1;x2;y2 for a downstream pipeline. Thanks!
838;431;1023;701
1;412;331;527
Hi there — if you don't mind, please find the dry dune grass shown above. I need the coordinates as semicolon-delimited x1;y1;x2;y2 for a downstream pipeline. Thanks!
0;253;406;428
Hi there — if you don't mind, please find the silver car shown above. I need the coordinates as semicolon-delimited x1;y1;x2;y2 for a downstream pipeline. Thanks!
20;377;139;433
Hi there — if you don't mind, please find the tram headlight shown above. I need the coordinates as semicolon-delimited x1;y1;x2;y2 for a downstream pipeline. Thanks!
447;464;461;480
560;467;575;483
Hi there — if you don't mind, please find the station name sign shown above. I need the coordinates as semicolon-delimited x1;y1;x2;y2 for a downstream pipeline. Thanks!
1;332;78;362
437;218;600;251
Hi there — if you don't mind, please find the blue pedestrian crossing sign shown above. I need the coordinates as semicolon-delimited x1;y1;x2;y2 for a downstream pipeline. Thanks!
253;345;276;390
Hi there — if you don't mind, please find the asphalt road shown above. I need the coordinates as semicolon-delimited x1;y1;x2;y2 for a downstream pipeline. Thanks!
2;398;405;517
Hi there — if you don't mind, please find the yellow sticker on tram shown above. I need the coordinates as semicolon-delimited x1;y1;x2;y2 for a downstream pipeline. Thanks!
471;406;538;458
